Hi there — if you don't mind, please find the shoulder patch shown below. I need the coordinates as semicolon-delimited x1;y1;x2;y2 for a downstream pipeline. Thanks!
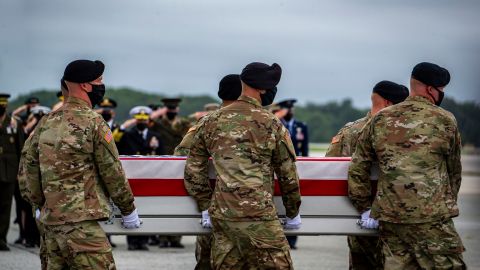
104;129;113;143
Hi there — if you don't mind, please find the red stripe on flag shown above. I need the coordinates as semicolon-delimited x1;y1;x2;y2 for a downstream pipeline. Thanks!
128;179;356;196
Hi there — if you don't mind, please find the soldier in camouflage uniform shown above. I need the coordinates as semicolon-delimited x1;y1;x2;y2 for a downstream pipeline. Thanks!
326;81;409;270
0;93;25;251
175;74;242;270
185;62;301;269
18;60;141;269
348;62;466;269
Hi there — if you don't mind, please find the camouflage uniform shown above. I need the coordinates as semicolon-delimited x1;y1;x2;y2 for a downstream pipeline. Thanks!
18;97;136;270
348;96;465;269
326;112;382;270
174;117;212;270
184;95;301;269
0;114;24;250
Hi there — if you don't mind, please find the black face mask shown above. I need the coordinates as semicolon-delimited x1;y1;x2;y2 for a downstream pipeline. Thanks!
0;106;5;116
101;112;112;122
283;111;293;121
260;87;278;106
430;87;445;106
166;112;177;120
87;83;106;108
136;123;147;131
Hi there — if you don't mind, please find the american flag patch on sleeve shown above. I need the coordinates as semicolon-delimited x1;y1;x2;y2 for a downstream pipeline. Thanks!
104;129;113;143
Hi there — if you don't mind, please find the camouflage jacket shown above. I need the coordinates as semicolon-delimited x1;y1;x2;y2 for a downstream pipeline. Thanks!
18;97;136;225
184;95;301;221
348;96;462;223
325;112;371;157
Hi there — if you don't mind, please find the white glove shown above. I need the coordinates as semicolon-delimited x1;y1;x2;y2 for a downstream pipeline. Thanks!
35;209;41;220
283;214;302;230
121;209;142;229
357;210;379;229
201;210;212;228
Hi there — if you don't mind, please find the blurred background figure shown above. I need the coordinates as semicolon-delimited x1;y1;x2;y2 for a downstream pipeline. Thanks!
276;98;309;250
51;91;64;111
117;106;165;251
12;97;40;129
24;106;51;135
0;93;25;251
149;98;191;248
189;102;220;122
97;98;119;130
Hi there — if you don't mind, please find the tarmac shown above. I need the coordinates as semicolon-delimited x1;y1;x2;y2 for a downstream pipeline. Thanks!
1;154;479;269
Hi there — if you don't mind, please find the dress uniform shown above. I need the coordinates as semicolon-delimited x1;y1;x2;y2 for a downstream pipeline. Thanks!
326;80;409;269
18;59;141;269
349;62;466;269
185;62;301;269
0;93;25;251
117;106;164;250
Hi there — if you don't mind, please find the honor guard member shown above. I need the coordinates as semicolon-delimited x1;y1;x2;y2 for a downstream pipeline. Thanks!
117;106;164;250
326;80;409;269
174;74;243;270
349;62;466;269
18;59;141;269
277;99;309;157
185;62;302;269
0;93;25;251
276;98;308;250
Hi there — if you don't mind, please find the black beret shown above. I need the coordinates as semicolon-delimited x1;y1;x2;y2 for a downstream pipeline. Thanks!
277;99;297;109
162;98;182;109
218;74;242;101
411;62;450;88
240;62;282;90
63;60;105;83
25;97;40;104
373;81;409;104
99;98;117;108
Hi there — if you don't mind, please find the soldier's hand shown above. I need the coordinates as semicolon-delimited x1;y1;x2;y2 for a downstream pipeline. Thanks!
201;210;212;228
357;210;379;229
283;214;302;230
121;208;142;229
150;107;168;119
35;209;41;221
121;118;137;130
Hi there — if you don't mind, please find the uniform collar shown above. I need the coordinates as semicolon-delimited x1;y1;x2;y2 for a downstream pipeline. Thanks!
66;96;91;108
406;95;433;104
238;95;262;108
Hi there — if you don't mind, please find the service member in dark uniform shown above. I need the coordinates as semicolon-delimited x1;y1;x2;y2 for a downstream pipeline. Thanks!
0;93;25;251
117;106;164;250
276;98;308;249
97;98;119;130
277;99;309;157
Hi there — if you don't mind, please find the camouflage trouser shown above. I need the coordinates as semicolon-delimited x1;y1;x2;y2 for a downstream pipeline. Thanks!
195;234;213;270
347;235;382;270
44;220;115;270
211;218;293;270
35;220;47;270
380;219;466;270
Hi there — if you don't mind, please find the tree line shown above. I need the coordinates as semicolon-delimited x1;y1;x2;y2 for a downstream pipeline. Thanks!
8;88;480;146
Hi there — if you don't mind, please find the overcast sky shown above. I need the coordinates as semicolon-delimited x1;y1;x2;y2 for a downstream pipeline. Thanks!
1;0;479;107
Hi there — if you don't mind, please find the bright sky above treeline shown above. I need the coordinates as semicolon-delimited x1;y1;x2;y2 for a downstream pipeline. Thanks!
1;0;479;107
